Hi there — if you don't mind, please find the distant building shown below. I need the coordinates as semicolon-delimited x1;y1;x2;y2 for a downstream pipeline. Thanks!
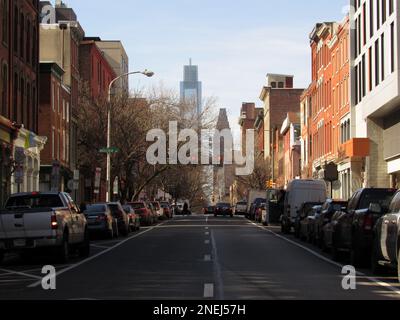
180;59;202;115
259;74;304;186
95;40;129;95
79;39;117;100
213;109;235;202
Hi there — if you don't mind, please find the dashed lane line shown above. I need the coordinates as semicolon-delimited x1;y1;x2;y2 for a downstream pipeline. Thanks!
203;283;214;298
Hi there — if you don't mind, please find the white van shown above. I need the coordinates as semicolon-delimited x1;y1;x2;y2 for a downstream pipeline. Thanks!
281;180;327;234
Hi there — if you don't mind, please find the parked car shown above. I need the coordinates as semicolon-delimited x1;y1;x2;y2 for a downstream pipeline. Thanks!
151;202;164;219
300;205;322;243
294;202;323;240
234;201;247;216
105;202;130;237
315;199;348;250
214;203;233;217
249;198;266;221
160;202;172;219
128;202;154;226
246;190;266;219
330;188;396;265
255;203;266;223
0;192;90;264
371;190;400;279
281;179;327;234
85;204;117;239
203;206;215;215
122;205;141;232
263;189;286;225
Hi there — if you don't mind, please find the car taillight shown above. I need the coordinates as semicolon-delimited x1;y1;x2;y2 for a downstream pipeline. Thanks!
51;215;58;230
363;214;374;231
97;215;107;221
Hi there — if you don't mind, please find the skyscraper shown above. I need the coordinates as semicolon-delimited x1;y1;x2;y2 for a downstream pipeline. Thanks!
180;59;202;115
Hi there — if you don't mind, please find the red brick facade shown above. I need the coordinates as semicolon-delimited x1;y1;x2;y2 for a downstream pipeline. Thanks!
79;40;116;100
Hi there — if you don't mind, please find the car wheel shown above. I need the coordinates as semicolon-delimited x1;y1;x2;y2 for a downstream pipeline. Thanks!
78;229;90;258
107;227;114;239
371;240;385;275
398;248;400;284
56;233;70;263
331;244;341;262
350;241;363;268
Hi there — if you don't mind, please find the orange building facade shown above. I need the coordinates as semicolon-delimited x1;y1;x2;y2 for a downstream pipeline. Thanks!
301;17;369;199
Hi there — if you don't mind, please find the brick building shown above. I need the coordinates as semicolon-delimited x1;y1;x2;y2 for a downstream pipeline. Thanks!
259;74;304;187
0;0;46;204
39;1;85;200
280;112;301;188
79;38;117;100
301;17;369;199
38;62;71;192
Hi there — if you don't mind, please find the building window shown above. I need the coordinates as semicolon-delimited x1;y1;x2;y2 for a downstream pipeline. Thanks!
381;34;385;82
52;128;55;159
278;82;284;88
391;22;395;73
2;0;9;45
51;82;55;111
271;82;277;88
13;6;18;54
369;0;374;39
375;39;380;87
20;13;25;61
20;77;25;127
1;63;7;117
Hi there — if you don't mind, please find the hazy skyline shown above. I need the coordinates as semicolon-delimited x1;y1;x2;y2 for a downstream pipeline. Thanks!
61;0;349;141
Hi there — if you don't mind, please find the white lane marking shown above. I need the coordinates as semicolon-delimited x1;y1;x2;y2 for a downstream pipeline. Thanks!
205;232;210;236
250;222;400;297
27;223;165;288
211;230;225;300
0;268;42;280
206;216;209;223
204;255;212;262
204;283;214;298
205;240;210;245
205;227;209;230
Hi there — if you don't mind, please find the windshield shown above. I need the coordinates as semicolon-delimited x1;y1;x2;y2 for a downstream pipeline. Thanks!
5;194;64;210
129;203;145;209
217;203;230;207
359;190;396;210
85;204;107;213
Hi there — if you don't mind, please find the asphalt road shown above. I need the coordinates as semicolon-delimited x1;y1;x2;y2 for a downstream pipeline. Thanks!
1;214;400;300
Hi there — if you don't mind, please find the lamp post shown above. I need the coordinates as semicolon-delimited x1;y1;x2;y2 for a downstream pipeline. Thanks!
105;70;154;202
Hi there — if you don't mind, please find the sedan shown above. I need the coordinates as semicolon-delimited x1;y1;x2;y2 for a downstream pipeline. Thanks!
128;202;154;226
106;202;130;237
214;203;233;217
314;200;348;250
84;204;117;239
203;206;215;215
294;202;323;239
160;202;172;219
122;205;141;232
299;205;322;243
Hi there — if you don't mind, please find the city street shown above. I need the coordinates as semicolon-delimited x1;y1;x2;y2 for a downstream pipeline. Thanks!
0;214;399;300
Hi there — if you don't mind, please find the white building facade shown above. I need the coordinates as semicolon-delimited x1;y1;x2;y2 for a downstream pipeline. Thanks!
351;0;400;188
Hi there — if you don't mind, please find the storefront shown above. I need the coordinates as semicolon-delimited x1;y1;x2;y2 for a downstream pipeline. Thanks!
10;128;46;194
388;158;400;189
0;117;16;206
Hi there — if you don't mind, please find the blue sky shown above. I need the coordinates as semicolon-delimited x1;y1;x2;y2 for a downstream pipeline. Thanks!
63;0;349;138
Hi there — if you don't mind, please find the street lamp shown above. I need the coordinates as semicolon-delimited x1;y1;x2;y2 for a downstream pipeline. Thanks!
106;70;154;202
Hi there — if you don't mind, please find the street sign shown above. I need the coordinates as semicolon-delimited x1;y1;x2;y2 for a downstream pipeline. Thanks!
99;147;120;154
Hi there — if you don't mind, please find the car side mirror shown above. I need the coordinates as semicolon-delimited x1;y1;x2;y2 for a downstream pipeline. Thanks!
369;203;382;214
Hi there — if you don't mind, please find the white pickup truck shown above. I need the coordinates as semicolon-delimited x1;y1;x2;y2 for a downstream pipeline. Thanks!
0;192;90;263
